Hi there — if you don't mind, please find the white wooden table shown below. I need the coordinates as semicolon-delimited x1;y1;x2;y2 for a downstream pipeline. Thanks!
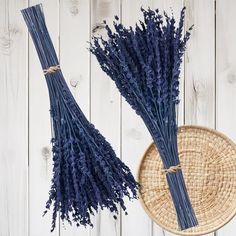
0;0;235;235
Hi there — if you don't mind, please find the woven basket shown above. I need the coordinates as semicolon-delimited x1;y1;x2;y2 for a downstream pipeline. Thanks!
138;125;236;236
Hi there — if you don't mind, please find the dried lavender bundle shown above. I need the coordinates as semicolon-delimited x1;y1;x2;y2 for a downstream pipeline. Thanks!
90;7;198;230
21;4;139;232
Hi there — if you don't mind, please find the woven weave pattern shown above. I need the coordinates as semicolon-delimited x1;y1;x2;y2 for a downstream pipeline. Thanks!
138;125;236;235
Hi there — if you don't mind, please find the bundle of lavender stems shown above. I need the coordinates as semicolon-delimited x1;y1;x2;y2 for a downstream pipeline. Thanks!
90;7;198;230
21;4;139;231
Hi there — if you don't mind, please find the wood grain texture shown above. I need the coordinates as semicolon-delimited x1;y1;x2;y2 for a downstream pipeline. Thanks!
59;0;90;235
185;0;215;129
28;1;59;235
184;1;215;236
0;0;28;235
90;1;121;236
216;0;236;234
1;0;236;236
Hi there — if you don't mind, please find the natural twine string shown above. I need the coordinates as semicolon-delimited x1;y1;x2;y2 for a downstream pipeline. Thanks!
164;164;181;173
43;65;60;75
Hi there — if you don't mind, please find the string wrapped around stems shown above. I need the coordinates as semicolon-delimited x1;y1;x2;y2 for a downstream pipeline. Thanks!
90;7;198;230
21;4;139;232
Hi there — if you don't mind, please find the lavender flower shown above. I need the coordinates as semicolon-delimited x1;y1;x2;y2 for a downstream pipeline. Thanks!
21;4;139;232
90;7;197;230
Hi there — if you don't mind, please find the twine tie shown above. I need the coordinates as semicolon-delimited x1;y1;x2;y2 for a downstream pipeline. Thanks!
164;164;181;173
43;65;60;75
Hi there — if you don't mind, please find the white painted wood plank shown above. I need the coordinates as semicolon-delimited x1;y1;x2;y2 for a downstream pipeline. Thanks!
1;2;234;236
90;0;121;236
59;0;90;235
184;1;215;236
0;1;28;235
121;1;157;236
216;0;236;234
28;1;60;235
185;0;215;129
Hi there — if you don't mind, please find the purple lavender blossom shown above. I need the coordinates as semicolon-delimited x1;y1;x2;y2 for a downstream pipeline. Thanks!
90;7;197;230
21;4;139;232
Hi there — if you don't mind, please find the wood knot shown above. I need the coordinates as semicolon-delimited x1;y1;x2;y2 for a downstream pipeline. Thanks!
70;6;79;15
70;78;79;87
69;0;79;15
192;79;205;97
42;147;50;160
127;128;143;140
227;73;236;84
0;27;20;55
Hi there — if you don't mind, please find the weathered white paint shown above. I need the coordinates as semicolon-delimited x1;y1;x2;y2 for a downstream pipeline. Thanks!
184;1;215;236
0;0;236;236
185;0;215;129
0;0;28;236
216;0;236;235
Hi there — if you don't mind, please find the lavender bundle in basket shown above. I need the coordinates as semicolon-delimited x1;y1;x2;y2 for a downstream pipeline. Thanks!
90;7;198;230
21;4;139;232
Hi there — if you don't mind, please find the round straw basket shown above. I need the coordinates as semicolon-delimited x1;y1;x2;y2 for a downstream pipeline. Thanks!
138;125;236;236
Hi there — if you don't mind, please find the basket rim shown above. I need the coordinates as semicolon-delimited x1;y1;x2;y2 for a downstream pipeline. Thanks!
137;124;236;236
